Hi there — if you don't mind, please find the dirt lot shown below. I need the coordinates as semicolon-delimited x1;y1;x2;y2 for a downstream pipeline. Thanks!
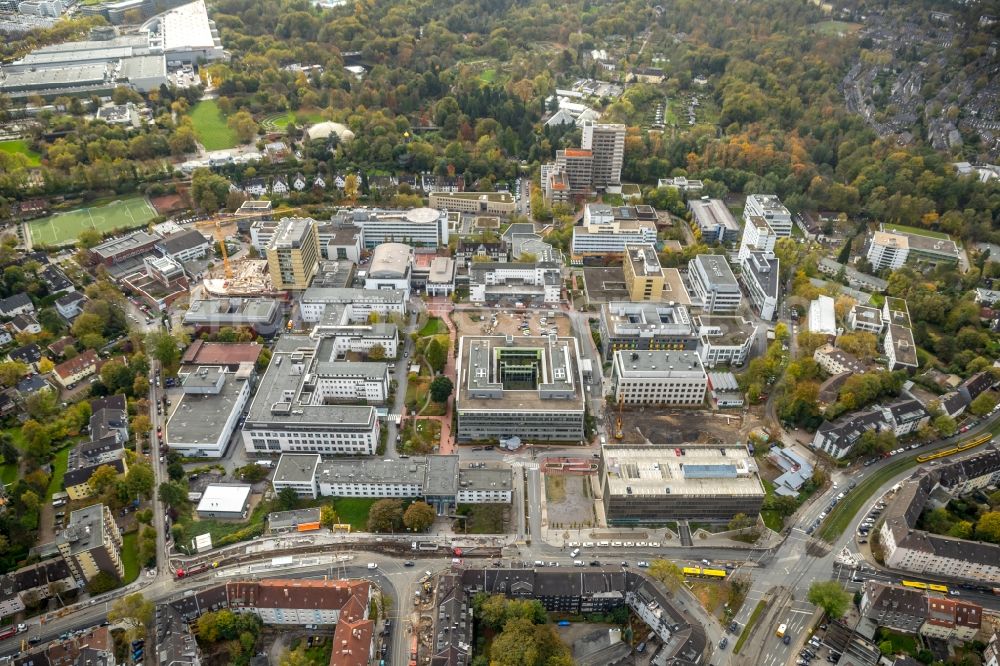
452;308;572;338
612;408;747;445
544;474;596;529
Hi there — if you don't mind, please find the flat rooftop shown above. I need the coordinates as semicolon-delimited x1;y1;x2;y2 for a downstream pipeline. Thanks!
603;446;764;499
245;336;376;428
458;335;584;413
91;231;159;258
458;464;513;492
688;198;739;231
614;350;705;379
433;192;513;203
196;484;251;514
889;324;918;367
747;194;790;215
273;453;321;484
301;287;406;304
167;374;246;446
692;254;738;288
57;504;108;554
184;298;279;323
317;457;429;486
602;301;695;337
161;0;216;51
882;226;958;256
694;315;756;346
269;217;314;249
625;244;664;277
742;251;779;298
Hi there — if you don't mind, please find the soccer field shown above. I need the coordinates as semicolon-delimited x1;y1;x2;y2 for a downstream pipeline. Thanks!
26;197;157;247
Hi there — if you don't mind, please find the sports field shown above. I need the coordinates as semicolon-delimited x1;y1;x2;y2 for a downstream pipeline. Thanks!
26;196;156;247
190;100;238;151
0;139;41;166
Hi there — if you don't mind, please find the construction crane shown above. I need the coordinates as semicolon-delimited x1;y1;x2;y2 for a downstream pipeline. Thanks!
614;395;624;439
194;219;232;279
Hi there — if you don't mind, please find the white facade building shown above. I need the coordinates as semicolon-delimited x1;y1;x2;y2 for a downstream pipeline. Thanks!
688;255;741;313
848;305;884;335
742;194;792;237
166;367;251;458
738;215;778;258
310;362;388;404
468;262;561;304
694;315;757;367
867;231;909;271
571;204;657;261
299;288;406;323
347;207;449;248
611;350;707;406
808;295;837;337
740;251;779;321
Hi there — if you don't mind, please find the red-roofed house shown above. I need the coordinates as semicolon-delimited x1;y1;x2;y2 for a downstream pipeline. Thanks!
330;616;375;666
226;579;372;626
922;596;982;641
52;349;98;388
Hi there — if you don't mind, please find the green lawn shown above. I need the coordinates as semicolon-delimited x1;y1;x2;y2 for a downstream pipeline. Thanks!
456;504;505;533
121;532;140;584
45;445;73;500
480;68;497;83
418;317;448;337
190;100;239;151
818;456;918;541
734;599;766;654
2;427;27;452
262;109;326;130
26;196;156;247
877;628;917;655
811;20;862;36
881;224;951;240
330;498;379;531
0;463;16;486
0;139;41;166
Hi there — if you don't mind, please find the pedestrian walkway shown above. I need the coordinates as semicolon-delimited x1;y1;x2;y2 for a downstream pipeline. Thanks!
678;521;693;546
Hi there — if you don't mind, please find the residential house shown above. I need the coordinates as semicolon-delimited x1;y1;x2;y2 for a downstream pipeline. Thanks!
860;581;927;634
0;293;34;318
271;176;289;196
16;374;52;400
10;313;41;335
313;174;327;190
55;292;87;320
292;173;307;191
52;349;99;389
7;343;42;370
811;409;886;459
46;336;76;359
879;399;929;436
922;596;981;641
244;178;267;197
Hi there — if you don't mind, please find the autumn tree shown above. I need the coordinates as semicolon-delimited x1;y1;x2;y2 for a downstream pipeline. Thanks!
367;499;404;532
648;559;684;593
807;581;851;618
403;501;436;532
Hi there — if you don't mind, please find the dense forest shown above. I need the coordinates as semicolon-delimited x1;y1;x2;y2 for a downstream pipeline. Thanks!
0;0;998;246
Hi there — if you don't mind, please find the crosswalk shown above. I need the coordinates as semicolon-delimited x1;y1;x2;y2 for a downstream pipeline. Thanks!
503;455;539;470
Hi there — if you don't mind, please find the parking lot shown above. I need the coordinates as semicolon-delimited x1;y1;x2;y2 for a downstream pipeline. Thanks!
452;308;572;339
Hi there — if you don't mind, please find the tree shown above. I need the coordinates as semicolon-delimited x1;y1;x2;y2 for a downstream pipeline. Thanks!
807;581;851;618
109;592;154;630
933;414;957;437
279;647;311;666
367;344;385;361
344;174;359;201
0;360;27;387
403;501;435;532
86;572;119;595
320;504;339;529
648;559;684;593
38;357;54;374
125;463;155;499
976;511;1000;543
145;330;180;370
969;392;998;417
728;513;755;532
0;437;18;467
276;487;300;511
228;110;258;144
132;415;151;441
367;498;404;532
158;481;188;510
430;376;454;403
90;464;121;494
77;229;103;250
424;337;446;373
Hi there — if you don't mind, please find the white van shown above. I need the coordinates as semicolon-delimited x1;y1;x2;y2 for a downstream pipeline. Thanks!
570;548;580;558
573;560;584;567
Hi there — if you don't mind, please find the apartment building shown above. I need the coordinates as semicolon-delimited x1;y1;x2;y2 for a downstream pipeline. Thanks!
742;194;792;237
811;408;886;459
860;581;927;634
242;336;381;456
266;217;321;291
611;350;707;406
54;504;123;585
867;231;909;271
688;198;740;244
881;225;960;267
740;251;779;320
879;399;929;437
688;255;741;313
813;344;866;376
623;244;667;301
581;120;625;189
63;436;127;500
880;451;1000;583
